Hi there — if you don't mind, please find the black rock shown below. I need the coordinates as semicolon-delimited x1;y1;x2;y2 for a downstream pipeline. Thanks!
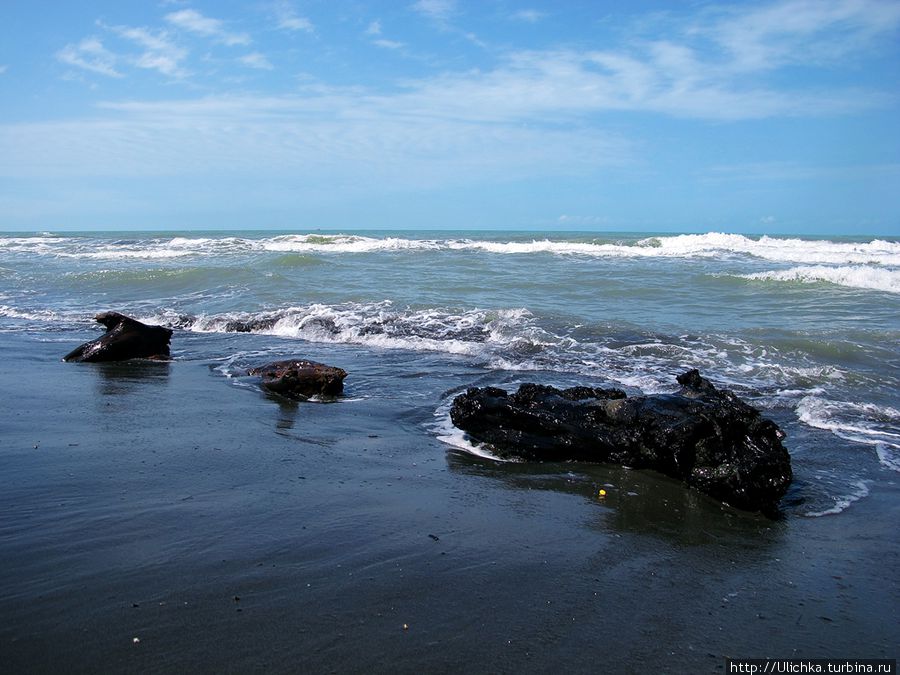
449;370;792;514
63;312;172;363
224;317;280;333
248;359;347;400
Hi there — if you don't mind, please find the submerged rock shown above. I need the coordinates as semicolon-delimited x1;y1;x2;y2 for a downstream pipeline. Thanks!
167;314;280;333
63;312;172;363
449;370;792;514
248;359;347;400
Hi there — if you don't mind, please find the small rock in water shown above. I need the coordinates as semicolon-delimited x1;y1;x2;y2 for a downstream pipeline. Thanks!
248;359;347;400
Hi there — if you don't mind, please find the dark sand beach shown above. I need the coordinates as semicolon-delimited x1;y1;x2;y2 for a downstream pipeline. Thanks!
2;328;898;673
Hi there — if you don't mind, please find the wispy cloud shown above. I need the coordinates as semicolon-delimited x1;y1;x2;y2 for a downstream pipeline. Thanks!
511;9;547;24
0;65;8;75
164;9;250;46
373;39;405;50
411;0;456;22
0;89;629;192
393;46;888;124
28;0;900;189
57;38;122;78
410;0;485;49
50;1;900;118
272;1;314;32
366;19;404;49
239;52;274;70
405;0;897;122
699;0;900;72
103;23;188;77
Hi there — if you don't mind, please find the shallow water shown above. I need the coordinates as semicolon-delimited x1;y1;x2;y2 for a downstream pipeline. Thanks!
3;230;898;511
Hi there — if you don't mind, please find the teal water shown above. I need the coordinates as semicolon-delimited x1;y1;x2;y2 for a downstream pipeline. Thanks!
2;229;899;515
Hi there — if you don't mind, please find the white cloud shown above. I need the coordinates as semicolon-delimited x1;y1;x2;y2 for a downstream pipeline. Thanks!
239;52;274;70
104;24;188;77
273;1;314;32
57;38;122;78
411;0;456;22
380;0;896;124
25;0;900;193
373;39;405;50
698;0;900;72
390;47;885;124
512;9;547;24
0;89;629;193
164;9;250;46
366;19;403;49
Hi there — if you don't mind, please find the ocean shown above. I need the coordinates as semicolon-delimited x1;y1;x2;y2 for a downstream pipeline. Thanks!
1;230;898;671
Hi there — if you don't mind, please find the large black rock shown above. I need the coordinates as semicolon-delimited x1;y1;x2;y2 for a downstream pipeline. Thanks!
449;370;792;514
63;312;172;363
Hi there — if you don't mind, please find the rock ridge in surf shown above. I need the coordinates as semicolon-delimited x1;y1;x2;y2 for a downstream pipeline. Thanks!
449;369;792;514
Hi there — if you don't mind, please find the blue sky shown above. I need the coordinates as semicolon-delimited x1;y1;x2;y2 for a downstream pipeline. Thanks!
1;0;899;234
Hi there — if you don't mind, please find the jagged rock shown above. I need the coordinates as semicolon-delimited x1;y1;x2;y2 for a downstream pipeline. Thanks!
449;370;792;514
167;314;280;333
248;359;347;400
63;312;172;363
224;317;280;333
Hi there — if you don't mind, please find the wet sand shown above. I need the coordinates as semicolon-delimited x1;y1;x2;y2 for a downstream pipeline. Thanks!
1;332;898;673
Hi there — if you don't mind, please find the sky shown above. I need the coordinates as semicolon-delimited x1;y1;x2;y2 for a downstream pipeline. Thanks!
0;0;899;234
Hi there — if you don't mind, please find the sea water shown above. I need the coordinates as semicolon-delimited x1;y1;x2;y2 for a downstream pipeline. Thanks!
1;229;898;517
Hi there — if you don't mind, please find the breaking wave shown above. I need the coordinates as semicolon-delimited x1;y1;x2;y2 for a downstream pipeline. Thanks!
3;232;898;266
797;396;900;472
155;302;552;362
141;301;865;398
803;479;872;517
738;265;900;294
637;233;900;266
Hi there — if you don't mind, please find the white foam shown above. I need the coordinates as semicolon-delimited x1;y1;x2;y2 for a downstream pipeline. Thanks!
642;233;900;266
431;396;509;462
161;302;870;404
797;396;900;472
5;232;898;265
875;444;900;472
68;248;197;260
0;305;63;321
260;234;441;253
739;266;900;294
168;302;544;362
804;479;871;517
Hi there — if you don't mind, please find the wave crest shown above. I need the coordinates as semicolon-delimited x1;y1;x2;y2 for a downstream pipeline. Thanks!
166;302;543;359
797;396;900;472
738;265;900;294
3;231;898;266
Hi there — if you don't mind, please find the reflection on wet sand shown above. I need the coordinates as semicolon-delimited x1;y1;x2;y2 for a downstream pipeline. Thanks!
445;449;783;547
